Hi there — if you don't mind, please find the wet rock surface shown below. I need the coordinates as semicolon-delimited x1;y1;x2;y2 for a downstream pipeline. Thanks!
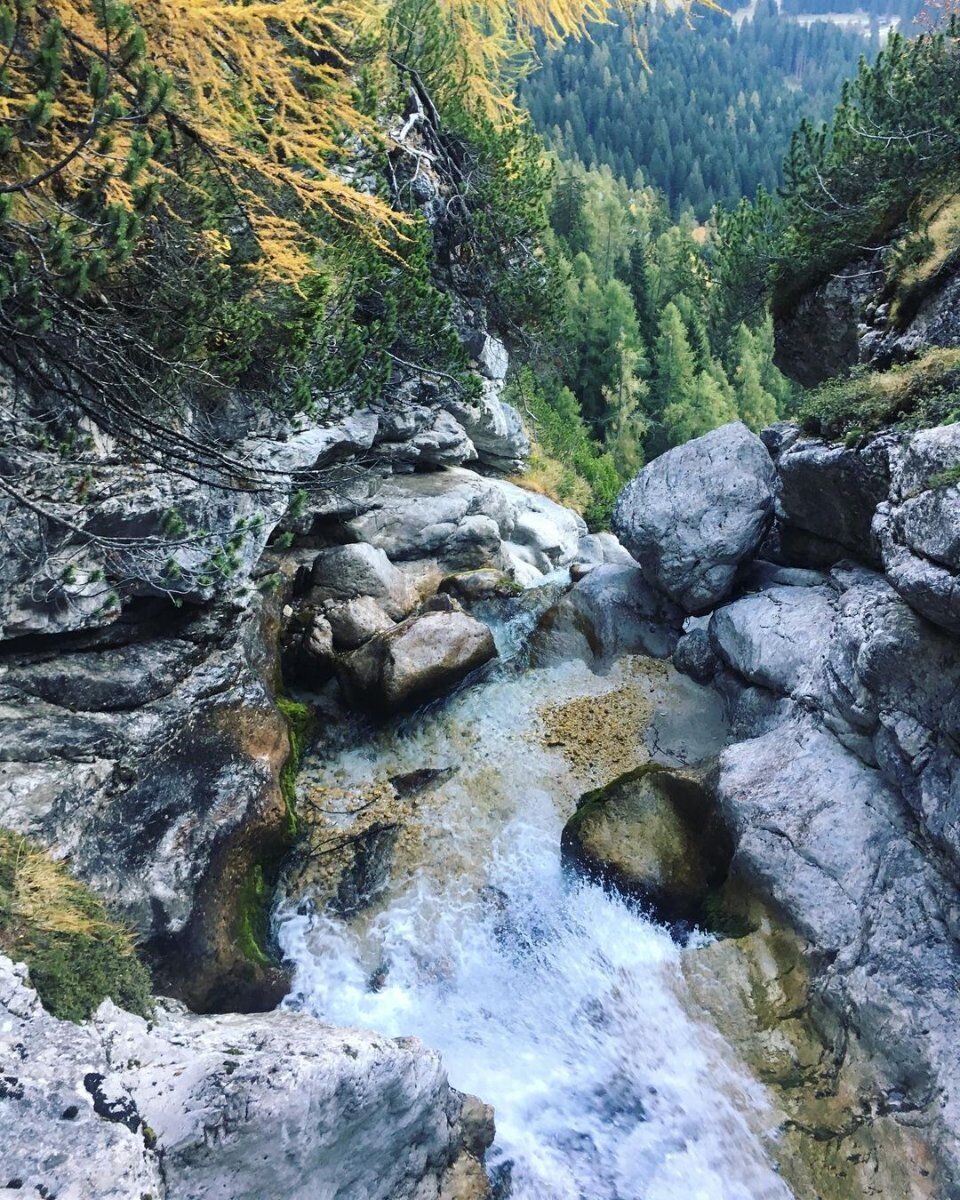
561;765;733;924
0;597;293;1011
530;562;683;666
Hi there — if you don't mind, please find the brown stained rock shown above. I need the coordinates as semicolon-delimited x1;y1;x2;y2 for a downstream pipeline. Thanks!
683;893;942;1200
150;693;294;1013
337;609;497;713
538;661;658;786
561;764;733;924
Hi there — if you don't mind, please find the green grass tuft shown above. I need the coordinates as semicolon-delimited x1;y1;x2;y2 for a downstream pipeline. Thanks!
0;829;153;1023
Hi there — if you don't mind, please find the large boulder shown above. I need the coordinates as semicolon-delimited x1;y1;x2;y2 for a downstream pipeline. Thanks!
613;422;776;614
530;562;682;665
561;766;733;924
875;423;960;634
709;584;838;699
322;595;395;650
310;543;418;620
337;608;497;712
0;954;493;1200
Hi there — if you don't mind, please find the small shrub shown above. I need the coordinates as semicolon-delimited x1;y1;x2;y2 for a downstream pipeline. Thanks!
797;349;960;441
928;464;960;490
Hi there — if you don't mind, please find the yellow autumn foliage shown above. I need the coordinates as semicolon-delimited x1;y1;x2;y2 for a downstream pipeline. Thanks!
0;0;712;284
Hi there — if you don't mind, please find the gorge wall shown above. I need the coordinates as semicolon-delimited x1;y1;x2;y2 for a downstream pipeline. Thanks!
4;192;960;1199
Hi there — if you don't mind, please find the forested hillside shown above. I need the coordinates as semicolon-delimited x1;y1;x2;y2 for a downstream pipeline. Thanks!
511;161;792;523
717;18;960;433
521;1;876;217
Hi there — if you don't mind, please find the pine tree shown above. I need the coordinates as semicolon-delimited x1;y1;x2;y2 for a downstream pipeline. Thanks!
662;368;738;445
550;172;591;256
732;324;780;430
620;239;658;345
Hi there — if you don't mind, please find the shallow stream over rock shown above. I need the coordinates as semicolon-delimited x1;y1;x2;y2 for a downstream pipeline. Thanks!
277;603;795;1199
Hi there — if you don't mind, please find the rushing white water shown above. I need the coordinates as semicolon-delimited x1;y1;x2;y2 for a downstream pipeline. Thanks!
278;645;793;1200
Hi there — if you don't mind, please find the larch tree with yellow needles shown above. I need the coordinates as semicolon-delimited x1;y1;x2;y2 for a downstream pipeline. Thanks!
0;0;709;560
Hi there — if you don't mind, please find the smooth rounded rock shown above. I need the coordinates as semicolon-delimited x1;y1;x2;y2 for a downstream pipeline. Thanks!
613;422;776;615
337;609;498;712
310;543;418;620
561;765;733;923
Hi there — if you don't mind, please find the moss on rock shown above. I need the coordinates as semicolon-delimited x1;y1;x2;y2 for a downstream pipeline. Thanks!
277;695;315;836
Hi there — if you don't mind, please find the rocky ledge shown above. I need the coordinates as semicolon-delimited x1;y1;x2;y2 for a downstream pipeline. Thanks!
611;419;960;1198
0;954;493;1200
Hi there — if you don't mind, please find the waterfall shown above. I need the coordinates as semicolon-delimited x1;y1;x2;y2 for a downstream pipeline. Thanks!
278;649;793;1200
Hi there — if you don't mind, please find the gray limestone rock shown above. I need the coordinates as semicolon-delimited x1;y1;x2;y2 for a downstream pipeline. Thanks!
337;608;498;712
716;714;960;1193
774;434;894;566
875;423;960;634
311;543;419;620
613;422;776;614
0;954;492;1200
531;562;682;666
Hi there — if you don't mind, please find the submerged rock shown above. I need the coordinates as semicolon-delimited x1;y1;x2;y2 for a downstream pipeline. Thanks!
0;953;493;1200
561;765;733;924
337;608;497;712
613;422;776;614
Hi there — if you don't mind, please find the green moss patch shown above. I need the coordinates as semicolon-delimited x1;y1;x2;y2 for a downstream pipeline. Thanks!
235;864;272;968
0;829;153;1023
230;695;315;969
276;695;314;835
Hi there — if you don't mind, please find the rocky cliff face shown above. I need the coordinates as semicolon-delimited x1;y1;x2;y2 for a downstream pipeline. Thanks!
774;245;960;385
615;418;960;1197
